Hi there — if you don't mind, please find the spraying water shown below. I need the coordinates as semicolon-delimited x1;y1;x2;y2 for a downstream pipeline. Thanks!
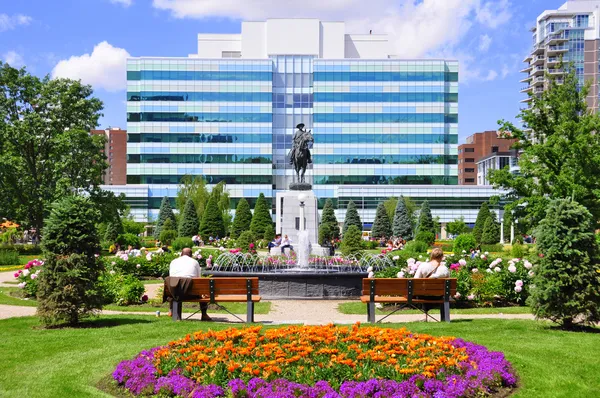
296;230;311;268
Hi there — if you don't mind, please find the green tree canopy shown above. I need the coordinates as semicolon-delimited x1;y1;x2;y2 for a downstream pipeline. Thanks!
528;199;600;329
200;194;225;239
371;202;392;239
340;225;363;256
447;217;469;237
211;181;232;235
392;196;413;240
0;63;105;232
154;197;176;239
250;193;272;239
489;64;600;228
342;200;362;236
473;202;491;244
176;175;210;224
230;198;252;238
178;199;199;237
481;213;500;245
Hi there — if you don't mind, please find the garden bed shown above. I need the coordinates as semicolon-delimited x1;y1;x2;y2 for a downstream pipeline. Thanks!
111;324;517;397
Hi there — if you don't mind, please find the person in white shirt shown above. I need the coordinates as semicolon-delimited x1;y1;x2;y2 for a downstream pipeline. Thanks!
281;234;293;254
415;248;450;279
168;248;211;321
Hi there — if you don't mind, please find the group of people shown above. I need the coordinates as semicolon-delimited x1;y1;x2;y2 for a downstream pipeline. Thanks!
267;234;294;254
378;236;407;251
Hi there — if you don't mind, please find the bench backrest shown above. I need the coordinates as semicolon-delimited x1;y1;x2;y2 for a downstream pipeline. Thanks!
165;277;259;301
362;278;457;300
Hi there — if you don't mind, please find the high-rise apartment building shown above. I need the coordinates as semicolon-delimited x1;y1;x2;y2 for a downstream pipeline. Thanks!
91;127;127;185
458;131;517;185
125;19;459;223
521;0;600;109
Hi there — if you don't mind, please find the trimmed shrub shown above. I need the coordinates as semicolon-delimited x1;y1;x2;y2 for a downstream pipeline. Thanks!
319;223;332;245
122;219;145;235
159;229;177;246
236;231;256;253
371;202;392;239
0;244;42;255
528;199;600;328
249;193;272;240
178;199;199;238
481;244;504;253
414;231;435;246
0;249;20;266
453;233;477;255
231;198;252;239
116;233;141;249
511;242;527;258
341;225;363;256
172;237;194;251
416;200;435;237
392;196;413;240
104;222;120;243
263;225;275;243
481;216;500;245
342;201;362;237
404;240;428;254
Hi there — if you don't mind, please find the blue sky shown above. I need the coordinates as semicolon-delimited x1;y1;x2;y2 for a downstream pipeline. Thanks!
0;0;565;142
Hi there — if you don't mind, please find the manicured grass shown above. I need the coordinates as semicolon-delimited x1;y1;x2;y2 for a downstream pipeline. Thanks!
0;287;271;314
337;301;533;315
0;317;598;397
141;279;163;285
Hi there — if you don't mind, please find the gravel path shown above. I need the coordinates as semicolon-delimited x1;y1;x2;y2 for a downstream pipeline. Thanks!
0;270;18;287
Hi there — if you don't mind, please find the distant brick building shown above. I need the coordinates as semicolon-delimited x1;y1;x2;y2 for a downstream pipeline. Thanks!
458;131;517;185
91;127;127;185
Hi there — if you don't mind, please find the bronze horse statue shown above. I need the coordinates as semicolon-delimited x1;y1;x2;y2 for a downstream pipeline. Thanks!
289;123;314;184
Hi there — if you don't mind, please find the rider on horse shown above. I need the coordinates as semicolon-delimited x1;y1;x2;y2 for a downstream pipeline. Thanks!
289;123;312;166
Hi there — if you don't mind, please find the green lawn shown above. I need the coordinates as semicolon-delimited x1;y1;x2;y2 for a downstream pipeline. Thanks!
0;316;598;397
0;287;271;315
338;301;533;315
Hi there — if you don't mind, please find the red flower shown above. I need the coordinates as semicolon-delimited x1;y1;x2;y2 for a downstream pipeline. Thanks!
141;295;149;302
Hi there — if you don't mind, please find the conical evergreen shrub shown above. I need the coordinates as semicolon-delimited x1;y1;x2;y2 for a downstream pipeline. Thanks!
473;202;491;244
231;198;252;239
342;200;362;236
250;193;272;239
392;196;413;240
178;199;199;237
371;202;392;239
154;196;176;239
200;194;225;239
481;213;500;244
320;199;340;240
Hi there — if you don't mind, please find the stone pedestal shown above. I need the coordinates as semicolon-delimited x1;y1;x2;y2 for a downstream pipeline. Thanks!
275;190;320;253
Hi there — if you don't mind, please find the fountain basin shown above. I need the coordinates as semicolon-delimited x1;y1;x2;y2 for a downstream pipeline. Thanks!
204;270;367;299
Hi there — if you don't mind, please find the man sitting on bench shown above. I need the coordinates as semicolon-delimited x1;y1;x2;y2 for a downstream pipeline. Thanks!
268;234;282;250
168;248;211;321
414;247;450;320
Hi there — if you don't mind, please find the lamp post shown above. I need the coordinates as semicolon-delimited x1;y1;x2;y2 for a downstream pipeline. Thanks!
298;193;307;232
510;209;515;244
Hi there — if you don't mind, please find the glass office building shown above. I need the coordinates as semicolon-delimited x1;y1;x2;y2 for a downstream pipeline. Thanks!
120;19;483;232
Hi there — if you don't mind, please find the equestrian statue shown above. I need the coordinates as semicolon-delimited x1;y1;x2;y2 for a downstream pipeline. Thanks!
289;123;314;184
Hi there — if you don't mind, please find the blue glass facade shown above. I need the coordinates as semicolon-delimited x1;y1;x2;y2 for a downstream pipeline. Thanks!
126;57;458;220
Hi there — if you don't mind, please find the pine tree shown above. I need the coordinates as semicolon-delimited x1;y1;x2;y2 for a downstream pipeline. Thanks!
263;225;275;243
250;193;272;239
473;202;491;244
371;202;392;239
200;194;225;239
481;214;500;244
178;199;199;237
320;199;340;240
392;196;413;239
154;196;176;239
342;200;362;236
528;199;600;329
231;198;252;239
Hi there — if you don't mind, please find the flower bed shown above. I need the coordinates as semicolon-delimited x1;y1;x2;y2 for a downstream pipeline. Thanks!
113;324;516;397
14;259;44;297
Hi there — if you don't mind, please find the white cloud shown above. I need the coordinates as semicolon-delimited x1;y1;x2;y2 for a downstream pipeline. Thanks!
152;0;512;59
2;51;25;67
501;64;510;78
476;0;512;29
485;70;498;81
478;34;492;52
0;13;32;32
110;0;133;7
51;41;130;92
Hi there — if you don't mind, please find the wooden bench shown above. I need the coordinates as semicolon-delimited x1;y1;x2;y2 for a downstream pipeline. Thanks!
164;277;261;323
360;278;457;323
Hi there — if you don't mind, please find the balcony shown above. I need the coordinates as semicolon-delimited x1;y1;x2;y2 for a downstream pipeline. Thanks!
520;65;533;74
546;57;561;66
548;45;568;55
532;55;545;65
523;54;533;63
520;86;533;93
532;76;545;86
547;33;568;45
520;75;533;83
532;43;545;55
533;87;545;94
548;68;565;75
532;66;545;76
520;97;533;103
